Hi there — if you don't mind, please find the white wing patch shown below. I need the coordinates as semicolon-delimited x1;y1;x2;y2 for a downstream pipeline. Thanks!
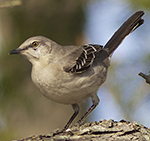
65;44;103;73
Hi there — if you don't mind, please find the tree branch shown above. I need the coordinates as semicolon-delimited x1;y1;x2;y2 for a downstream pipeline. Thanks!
12;119;150;141
139;72;150;84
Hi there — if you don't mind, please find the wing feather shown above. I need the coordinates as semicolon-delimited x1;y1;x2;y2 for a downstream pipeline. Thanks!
64;44;103;73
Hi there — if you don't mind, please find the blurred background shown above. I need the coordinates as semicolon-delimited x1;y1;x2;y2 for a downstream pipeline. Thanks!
0;0;150;140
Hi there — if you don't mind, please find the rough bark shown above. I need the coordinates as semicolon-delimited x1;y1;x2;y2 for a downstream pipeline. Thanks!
12;119;150;141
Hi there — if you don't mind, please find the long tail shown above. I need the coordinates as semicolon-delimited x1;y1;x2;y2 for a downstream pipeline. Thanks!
104;11;144;55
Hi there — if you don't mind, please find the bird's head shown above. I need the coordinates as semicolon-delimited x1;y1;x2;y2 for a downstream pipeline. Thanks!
9;36;54;64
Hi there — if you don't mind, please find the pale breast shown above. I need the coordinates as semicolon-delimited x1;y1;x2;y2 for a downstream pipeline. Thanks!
31;59;109;104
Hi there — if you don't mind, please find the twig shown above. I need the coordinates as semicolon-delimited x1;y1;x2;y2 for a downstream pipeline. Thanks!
139;72;150;84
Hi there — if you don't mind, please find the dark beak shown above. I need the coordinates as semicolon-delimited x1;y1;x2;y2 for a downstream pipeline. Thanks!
9;48;22;55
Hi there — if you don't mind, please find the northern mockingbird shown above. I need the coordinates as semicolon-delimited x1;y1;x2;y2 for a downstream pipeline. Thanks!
9;11;144;131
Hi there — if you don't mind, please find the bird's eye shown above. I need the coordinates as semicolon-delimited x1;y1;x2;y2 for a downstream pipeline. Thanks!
32;41;39;47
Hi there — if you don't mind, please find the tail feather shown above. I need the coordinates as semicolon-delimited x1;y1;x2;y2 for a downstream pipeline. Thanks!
104;11;144;55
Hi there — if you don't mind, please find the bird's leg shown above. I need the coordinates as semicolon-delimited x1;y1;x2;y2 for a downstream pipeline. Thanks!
61;94;99;132
62;103;80;131
77;94;100;124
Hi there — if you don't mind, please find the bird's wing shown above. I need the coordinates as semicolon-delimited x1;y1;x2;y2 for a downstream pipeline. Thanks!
63;44;103;73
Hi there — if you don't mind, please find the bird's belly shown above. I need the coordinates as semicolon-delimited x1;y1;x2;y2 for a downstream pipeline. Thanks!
31;64;108;104
38;80;100;104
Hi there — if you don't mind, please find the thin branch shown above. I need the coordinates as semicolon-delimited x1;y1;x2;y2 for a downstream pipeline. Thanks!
139;72;150;84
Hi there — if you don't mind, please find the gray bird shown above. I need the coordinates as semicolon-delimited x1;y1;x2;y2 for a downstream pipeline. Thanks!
9;11;144;131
